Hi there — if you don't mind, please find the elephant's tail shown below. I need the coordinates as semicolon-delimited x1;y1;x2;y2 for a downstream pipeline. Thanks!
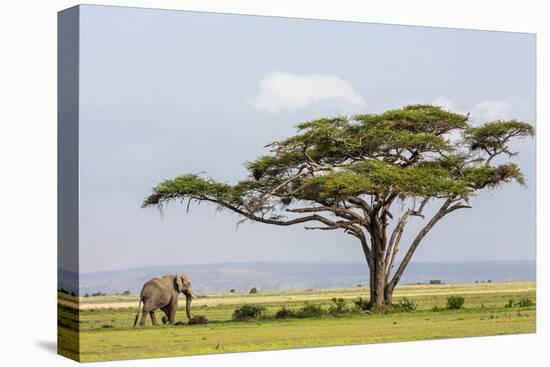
133;298;142;327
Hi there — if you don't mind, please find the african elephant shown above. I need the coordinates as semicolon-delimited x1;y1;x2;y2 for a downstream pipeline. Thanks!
133;274;196;326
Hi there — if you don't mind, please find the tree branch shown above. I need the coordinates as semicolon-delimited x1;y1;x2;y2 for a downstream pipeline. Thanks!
387;198;452;287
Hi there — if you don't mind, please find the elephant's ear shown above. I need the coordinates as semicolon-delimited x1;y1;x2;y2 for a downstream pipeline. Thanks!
175;275;184;293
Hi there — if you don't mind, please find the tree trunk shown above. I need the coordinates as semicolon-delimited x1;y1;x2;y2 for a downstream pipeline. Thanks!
369;258;387;308
384;283;395;304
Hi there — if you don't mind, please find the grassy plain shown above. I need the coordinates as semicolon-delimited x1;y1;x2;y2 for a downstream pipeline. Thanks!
58;281;536;362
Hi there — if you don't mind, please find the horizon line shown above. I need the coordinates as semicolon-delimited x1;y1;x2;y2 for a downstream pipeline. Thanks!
63;258;537;276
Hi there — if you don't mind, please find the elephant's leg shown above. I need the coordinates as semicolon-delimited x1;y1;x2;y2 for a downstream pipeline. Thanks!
168;303;177;324
139;309;148;326
149;311;158;326
161;306;170;325
140;300;154;326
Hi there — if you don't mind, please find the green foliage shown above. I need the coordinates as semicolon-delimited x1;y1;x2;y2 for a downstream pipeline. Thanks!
354;297;371;311
463;163;525;188
274;303;327;319
516;298;534;308
232;304;266;321
353;296;417;313
328;298;349;316
298;303;326;318
144;105;533;213
446;296;465;310
466;120;534;157
394;297;418;312
506;298;534;308
274;307;297;319
249;287;258;294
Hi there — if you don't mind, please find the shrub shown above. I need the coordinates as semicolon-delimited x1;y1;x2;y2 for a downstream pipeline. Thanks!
429;279;442;285
446;296;465;310
298;303;325;318
188;315;209;325
505;299;515;308
122;290;131;295
232;304;266;321
354;297;371;311
394;297;417;312
84;293;90;297
274;307;297;319
516;298;534;308
230;289;235;293
353;297;417;314
328;298;349;316
431;305;442;312
249;287;258;294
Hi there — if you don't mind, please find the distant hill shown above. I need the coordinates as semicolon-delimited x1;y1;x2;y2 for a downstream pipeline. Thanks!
58;260;535;295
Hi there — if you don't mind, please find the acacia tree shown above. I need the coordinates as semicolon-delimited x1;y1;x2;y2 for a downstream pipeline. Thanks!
143;105;533;308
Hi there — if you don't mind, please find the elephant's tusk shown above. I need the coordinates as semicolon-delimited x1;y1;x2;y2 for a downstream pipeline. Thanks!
191;294;198;299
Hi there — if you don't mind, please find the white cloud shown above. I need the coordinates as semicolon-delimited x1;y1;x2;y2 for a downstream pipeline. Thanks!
432;96;458;112
470;100;512;122
251;71;364;112
432;97;512;123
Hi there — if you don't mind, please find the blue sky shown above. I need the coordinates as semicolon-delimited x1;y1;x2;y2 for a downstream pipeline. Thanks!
78;5;535;273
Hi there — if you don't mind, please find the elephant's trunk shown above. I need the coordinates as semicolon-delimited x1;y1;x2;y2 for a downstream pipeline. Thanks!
185;294;192;320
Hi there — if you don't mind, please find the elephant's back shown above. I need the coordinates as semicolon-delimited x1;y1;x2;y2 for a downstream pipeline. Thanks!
140;278;173;308
140;278;163;295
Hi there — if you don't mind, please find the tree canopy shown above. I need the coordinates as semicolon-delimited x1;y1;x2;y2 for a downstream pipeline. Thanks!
143;104;534;307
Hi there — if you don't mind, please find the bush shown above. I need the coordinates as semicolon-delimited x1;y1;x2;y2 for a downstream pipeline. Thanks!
230;289;235;293
274;303;329;319
84;293;90;297
354;297;371;311
394;297;418;312
429;279;443;285
274;306;297;319
353;297;417;313
188;315;209;325
298;303;325;318
232;304;266;321
122;290;131;295
505;299;515;308
249;287;258;294
516;298;534;307
328;298;349;316
446;296;465;310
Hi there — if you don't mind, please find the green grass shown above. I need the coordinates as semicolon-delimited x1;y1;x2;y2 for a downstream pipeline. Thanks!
58;281;536;362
